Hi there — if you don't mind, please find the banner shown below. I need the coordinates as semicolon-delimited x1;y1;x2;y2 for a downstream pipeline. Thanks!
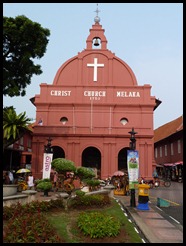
42;153;53;179
127;150;139;189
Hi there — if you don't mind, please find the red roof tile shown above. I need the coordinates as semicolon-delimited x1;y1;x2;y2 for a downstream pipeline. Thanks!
154;115;183;143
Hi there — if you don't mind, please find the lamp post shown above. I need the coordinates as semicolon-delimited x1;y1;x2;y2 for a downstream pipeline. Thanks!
128;127;137;207
44;137;53;154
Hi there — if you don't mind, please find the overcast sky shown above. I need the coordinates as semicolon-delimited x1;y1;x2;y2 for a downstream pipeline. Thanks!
3;3;183;129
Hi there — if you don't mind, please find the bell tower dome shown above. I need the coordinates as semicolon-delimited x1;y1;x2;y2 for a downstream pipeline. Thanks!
86;5;107;50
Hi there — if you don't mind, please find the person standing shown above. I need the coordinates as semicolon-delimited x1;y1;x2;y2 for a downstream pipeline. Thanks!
8;170;14;184
27;172;35;190
53;171;58;191
152;169;158;178
4;171;10;184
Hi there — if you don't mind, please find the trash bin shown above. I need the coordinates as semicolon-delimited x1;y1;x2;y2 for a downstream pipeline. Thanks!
137;183;150;210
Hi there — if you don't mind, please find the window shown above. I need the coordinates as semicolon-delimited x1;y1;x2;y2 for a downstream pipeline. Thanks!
27;138;31;148
171;143;174;155
19;137;23;145
60;117;68;125
165;145;167;156
160;146;162;157
155;148;158;158
120;118;128;125
178;140;181;154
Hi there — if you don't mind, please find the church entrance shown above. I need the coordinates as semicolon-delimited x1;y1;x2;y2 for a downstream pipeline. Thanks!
118;147;129;173
82;147;101;178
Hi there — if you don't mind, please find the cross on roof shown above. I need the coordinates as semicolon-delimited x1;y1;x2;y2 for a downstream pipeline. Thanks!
95;3;100;16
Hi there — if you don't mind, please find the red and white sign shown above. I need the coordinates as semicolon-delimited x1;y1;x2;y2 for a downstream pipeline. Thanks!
42;153;53;179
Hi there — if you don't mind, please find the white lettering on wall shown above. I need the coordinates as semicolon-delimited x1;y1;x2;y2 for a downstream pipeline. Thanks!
116;91;140;97
51;90;71;96
84;91;106;97
50;90;141;98
87;58;104;82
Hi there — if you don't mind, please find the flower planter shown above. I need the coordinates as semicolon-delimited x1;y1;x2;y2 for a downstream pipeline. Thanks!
3;184;18;197
36;180;52;196
44;190;49;197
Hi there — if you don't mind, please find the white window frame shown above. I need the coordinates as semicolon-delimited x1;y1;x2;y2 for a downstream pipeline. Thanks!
171;143;174;156
160;146;162;158
165;145;167;156
178;140;181;154
155;148;158;158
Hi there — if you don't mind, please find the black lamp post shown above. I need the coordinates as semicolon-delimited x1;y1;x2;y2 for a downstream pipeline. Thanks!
128;127;137;207
44;137;53;153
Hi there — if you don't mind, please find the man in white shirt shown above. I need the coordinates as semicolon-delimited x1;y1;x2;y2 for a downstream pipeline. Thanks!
27;172;35;190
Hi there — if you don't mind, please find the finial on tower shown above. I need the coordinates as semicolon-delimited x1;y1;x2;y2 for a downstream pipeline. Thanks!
94;3;100;23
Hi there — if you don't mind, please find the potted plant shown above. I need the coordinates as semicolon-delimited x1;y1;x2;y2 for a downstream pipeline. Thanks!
36;178;52;196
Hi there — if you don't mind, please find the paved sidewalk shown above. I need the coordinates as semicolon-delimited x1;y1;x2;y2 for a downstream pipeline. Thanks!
113;192;183;243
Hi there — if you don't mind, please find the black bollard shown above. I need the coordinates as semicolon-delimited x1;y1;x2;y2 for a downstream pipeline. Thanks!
130;188;136;207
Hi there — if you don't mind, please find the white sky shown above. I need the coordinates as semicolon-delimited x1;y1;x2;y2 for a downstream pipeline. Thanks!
3;3;183;129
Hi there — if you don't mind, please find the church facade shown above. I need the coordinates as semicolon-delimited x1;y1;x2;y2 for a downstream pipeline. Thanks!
31;14;160;180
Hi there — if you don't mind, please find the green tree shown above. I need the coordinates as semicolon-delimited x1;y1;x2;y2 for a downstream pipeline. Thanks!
76;166;96;180
51;158;96;188
51;158;96;209
51;158;95;182
51;158;77;175
3;15;50;97
3;106;32;150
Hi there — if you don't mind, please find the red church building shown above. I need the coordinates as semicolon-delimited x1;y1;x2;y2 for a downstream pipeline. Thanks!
30;11;161;180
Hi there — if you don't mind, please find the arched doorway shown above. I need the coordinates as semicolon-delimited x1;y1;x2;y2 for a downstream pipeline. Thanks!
52;146;65;160
118;147;129;173
82;147;101;178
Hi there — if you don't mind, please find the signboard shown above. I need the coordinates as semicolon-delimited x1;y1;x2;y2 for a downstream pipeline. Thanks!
42;153;53;179
127;150;139;189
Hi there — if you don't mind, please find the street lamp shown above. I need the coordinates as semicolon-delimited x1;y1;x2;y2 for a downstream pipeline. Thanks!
128;127;137;207
44;137;53;153
128;127;137;150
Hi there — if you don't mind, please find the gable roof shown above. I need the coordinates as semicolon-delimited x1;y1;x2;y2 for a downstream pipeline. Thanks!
154;115;183;143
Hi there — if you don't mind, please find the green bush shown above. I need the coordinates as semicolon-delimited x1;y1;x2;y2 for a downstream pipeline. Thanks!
3;211;61;243
3;200;62;220
75;190;86;197
69;194;111;208
77;211;120;238
36;180;52;191
85;179;100;187
3;194;114;243
3;198;66;242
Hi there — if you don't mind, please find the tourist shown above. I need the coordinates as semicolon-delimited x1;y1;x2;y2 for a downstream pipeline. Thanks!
4;171;10;184
8;170;14;184
152;169;158;178
53;171;58;191
27;172;35;190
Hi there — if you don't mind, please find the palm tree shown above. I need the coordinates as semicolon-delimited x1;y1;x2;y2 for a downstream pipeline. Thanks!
3;106;32;151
